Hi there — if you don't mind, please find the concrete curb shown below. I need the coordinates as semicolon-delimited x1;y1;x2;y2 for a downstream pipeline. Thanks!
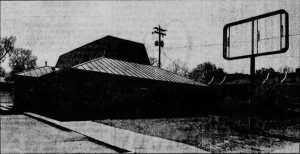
22;112;128;153
1;105;127;152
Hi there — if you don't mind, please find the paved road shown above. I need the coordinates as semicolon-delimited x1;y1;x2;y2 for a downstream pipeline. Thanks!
0;114;118;153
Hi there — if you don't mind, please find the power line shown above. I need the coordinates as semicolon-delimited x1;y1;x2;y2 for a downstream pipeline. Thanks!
164;43;222;49
153;33;300;74
264;55;300;58
160;50;190;74
161;50;299;73
163;33;300;49
258;33;300;41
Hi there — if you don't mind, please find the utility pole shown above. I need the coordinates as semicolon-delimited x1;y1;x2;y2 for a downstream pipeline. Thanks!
152;25;166;68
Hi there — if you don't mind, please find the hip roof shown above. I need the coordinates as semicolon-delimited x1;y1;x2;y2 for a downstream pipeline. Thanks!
73;57;206;86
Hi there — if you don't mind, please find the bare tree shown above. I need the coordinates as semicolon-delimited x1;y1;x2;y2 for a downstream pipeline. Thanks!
165;59;189;77
0;36;16;63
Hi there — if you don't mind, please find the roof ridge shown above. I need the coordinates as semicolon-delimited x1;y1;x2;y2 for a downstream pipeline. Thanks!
57;35;144;59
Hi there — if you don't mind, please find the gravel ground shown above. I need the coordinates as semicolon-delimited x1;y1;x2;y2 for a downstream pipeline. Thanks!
1;114;118;153
96;116;299;153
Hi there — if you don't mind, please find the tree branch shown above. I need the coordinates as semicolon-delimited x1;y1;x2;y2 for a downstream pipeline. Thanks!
0;51;9;62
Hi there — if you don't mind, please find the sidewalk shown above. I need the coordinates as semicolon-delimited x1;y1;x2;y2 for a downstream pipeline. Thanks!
1;113;118;153
24;112;208;153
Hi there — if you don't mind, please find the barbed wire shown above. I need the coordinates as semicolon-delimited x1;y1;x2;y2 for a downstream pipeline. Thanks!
160;51;190;74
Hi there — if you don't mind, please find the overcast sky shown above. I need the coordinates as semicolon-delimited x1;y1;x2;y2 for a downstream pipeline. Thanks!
1;0;299;74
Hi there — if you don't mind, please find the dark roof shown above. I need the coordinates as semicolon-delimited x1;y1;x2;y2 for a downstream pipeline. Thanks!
73;57;206;86
17;66;59;77
56;35;151;68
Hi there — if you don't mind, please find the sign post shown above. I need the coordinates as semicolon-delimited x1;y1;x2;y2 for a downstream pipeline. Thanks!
223;9;289;133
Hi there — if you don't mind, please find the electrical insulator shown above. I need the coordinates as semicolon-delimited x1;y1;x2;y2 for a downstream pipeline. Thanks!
160;41;164;47
155;41;164;47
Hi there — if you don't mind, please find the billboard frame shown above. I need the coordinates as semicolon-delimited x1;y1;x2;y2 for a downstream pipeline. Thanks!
223;9;289;60
222;9;289;133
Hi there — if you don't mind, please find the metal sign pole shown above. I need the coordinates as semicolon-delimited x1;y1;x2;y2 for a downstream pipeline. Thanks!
249;21;256;134
250;56;255;133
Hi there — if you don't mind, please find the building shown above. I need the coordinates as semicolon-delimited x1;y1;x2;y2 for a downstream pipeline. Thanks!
14;36;210;120
56;35;151;68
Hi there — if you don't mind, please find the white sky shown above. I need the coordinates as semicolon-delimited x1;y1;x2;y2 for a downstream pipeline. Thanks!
1;0;299;74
